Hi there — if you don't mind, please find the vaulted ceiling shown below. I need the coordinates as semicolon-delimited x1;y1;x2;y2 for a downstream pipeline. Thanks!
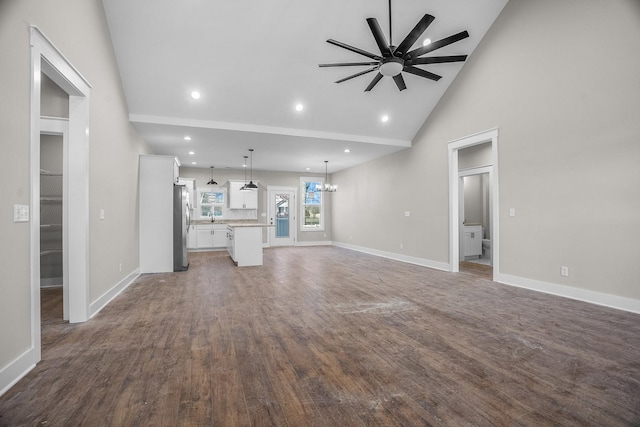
102;0;508;173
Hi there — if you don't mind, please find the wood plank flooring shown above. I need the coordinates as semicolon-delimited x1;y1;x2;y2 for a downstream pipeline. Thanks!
1;247;639;426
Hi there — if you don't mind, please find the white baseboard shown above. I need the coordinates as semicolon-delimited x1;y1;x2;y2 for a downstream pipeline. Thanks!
89;268;140;318
0;347;38;398
333;242;450;272
296;240;333;247
495;273;640;314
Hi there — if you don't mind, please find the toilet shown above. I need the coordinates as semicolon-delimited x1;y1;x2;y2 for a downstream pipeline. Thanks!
482;239;491;259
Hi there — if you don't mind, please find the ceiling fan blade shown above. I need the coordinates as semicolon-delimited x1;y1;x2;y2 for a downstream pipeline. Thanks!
393;74;407;91
335;67;378;84
405;31;470;59
327;39;382;60
364;73;384;92
393;14;435;57
319;61;380;68
366;18;392;57
403;65;442;81
409;55;468;65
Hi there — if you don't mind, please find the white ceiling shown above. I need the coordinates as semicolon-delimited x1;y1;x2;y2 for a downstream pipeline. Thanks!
101;0;508;173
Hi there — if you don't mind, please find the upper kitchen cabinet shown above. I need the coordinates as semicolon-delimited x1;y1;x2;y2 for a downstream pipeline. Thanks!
228;181;258;209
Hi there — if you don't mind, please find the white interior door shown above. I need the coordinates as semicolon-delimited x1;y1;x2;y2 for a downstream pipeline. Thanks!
268;187;296;246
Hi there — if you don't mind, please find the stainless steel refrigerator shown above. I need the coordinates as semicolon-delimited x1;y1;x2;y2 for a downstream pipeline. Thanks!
173;185;190;271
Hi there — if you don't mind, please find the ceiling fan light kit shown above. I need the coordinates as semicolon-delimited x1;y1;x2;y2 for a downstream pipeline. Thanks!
319;0;469;92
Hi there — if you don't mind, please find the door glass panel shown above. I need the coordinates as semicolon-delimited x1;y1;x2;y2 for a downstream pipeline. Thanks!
275;194;289;238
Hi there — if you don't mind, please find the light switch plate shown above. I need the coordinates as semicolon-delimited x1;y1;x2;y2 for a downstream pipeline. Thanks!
509;208;516;217
14;205;29;222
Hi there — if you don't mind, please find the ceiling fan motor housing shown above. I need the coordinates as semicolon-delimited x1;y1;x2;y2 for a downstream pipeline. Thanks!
379;57;404;76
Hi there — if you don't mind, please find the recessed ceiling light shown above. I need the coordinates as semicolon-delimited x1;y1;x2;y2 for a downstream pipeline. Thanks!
188;151;195;155
184;136;191;141
191;91;200;99
344;148;350;153
306;167;311;171
381;115;389;123
423;38;432;46
295;103;304;112
191;162;197;165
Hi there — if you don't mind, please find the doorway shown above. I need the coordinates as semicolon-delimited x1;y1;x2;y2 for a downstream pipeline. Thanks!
30;26;92;366
40;120;69;322
459;168;492;270
267;187;296;246
448;128;499;279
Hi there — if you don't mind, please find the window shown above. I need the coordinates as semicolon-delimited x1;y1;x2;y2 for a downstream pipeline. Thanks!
198;188;225;219
300;177;323;230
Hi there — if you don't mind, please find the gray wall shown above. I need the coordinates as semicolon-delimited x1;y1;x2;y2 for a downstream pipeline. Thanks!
332;0;640;300
180;166;332;243
1;0;150;374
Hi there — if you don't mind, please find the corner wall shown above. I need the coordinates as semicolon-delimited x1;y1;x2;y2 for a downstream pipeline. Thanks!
332;0;640;305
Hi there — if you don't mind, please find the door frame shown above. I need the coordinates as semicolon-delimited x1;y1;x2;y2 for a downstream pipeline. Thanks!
30;25;91;360
448;128;499;277
267;186;297;246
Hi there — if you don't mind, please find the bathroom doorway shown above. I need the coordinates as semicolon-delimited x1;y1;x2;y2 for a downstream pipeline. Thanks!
448;129;499;279
459;169;492;269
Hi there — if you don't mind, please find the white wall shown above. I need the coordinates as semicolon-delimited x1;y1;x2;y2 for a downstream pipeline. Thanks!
0;0;150;390
332;0;640;303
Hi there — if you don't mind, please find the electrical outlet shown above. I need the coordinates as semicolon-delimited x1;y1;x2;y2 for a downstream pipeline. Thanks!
400;243;403;249
404;211;410;217
100;209;105;220
509;208;516;217
119;263;122;272
561;266;569;277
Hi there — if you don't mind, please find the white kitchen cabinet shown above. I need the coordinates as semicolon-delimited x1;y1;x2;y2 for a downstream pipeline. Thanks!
187;224;197;249
139;155;180;273
228;181;258;209
462;225;483;259
227;225;263;266
195;224;227;249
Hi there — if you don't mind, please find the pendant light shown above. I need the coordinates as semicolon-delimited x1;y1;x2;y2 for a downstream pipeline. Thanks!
244;148;258;190
320;160;337;192
240;155;249;191
207;166;218;185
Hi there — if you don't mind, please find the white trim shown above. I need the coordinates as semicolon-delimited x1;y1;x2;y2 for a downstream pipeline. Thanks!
31;26;91;326
333;242;450;272
296;240;333;247
0;348;38;398
448;128;499;276
495;273;640;315
90;269;140;318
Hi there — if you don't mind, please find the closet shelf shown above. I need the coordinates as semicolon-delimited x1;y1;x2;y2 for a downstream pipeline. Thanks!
41;249;63;256
40;169;62;176
41;224;63;229
41;196;62;203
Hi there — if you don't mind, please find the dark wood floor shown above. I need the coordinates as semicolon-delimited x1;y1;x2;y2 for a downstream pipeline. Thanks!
1;247;639;426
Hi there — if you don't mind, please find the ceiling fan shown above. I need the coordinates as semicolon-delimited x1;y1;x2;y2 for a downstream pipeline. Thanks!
319;0;470;92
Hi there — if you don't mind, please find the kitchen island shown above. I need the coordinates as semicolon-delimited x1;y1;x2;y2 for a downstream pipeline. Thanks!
226;222;273;266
